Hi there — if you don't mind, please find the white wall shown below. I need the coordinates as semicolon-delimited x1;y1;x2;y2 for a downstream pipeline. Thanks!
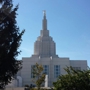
20;57;87;87
70;60;87;70
21;56;70;87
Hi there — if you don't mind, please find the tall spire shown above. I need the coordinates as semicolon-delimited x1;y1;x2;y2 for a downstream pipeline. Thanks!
42;10;47;30
34;11;57;57
43;10;46;19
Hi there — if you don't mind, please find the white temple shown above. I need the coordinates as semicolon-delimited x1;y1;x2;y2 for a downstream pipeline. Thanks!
7;11;87;87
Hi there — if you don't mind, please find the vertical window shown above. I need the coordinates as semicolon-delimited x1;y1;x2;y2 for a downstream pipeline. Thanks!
43;65;49;76
31;65;35;78
54;65;60;78
31;65;49;78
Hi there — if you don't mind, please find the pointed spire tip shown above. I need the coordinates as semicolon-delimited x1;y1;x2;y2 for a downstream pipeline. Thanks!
43;10;46;16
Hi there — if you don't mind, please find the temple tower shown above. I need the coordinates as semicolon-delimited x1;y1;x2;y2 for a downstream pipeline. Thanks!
34;11;57;57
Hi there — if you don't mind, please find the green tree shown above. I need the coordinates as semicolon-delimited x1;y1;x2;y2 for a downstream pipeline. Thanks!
53;66;90;90
32;63;46;90
0;0;25;88
0;0;2;3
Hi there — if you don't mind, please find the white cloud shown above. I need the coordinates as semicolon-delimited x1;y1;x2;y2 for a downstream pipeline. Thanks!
21;47;33;53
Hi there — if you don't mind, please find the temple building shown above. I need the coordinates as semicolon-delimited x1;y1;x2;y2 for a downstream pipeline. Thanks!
16;11;87;87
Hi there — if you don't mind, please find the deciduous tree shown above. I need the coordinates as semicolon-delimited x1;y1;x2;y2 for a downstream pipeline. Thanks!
32;63;46;90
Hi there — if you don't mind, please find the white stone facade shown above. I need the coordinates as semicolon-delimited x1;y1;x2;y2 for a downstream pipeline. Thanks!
19;57;87;87
16;11;87;87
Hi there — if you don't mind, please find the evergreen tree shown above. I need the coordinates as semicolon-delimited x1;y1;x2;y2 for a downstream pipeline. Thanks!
0;0;25;88
0;0;2;3
53;67;90;90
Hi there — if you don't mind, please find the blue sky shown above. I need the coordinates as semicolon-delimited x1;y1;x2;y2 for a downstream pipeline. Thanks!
13;0;90;66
